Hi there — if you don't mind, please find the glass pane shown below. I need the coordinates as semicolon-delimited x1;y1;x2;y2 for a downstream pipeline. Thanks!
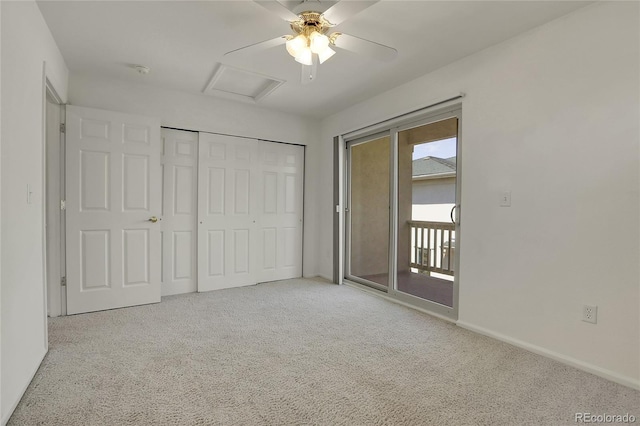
348;136;390;287
397;118;457;307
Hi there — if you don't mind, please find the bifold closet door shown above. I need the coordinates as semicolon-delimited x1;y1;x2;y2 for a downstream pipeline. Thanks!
161;129;198;296
197;134;305;291
256;141;304;282
198;133;259;291
66;105;162;315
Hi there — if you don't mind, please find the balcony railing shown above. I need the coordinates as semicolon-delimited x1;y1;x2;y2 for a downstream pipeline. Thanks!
409;220;455;276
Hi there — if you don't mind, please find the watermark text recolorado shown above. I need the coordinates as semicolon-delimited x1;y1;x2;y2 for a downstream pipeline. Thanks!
575;413;636;423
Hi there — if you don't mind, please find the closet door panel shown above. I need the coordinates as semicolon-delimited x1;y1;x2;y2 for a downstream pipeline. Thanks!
256;142;304;282
198;133;259;291
161;129;198;296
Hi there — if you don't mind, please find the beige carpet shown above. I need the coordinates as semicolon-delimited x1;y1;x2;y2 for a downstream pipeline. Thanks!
9;278;639;425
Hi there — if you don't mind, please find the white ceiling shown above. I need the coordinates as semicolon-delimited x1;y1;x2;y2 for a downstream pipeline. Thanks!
38;1;591;118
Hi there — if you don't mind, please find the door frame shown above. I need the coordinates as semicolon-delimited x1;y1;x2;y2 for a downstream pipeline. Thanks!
343;130;392;291
42;65;67;323
336;100;463;320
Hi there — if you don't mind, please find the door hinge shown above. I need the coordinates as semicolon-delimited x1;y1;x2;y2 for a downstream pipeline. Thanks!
60;276;67;287
60;123;66;133
60;200;66;210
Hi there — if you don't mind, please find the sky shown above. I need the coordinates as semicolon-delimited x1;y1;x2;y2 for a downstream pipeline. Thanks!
412;137;457;160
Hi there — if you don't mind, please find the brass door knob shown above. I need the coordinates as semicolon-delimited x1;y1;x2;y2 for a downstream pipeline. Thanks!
149;216;159;223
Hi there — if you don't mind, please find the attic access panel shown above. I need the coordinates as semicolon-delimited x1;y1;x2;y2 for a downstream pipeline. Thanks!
203;64;284;104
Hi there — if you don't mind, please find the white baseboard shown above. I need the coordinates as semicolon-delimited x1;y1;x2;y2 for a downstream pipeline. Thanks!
2;348;48;426
457;320;640;391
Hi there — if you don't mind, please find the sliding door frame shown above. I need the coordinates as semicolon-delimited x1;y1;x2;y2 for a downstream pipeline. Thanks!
388;108;462;320
344;131;391;291
338;101;463;320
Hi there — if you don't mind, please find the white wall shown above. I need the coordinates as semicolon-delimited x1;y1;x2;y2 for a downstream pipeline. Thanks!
68;74;321;278
319;2;639;387
69;73;311;145
0;1;69;423
0;1;3;415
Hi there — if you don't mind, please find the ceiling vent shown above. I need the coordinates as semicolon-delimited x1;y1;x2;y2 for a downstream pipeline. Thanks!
203;64;284;104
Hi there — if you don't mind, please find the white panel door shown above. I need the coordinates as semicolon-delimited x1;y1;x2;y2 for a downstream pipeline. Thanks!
161;129;198;296
257;142;304;282
66;105;162;314
198;133;259;291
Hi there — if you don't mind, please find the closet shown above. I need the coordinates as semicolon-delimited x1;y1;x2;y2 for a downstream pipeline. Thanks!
64;106;304;315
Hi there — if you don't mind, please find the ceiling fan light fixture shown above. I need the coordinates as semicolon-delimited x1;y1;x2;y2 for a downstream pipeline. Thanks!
286;34;307;58
294;47;313;66
309;31;329;54
318;46;335;64
233;2;398;83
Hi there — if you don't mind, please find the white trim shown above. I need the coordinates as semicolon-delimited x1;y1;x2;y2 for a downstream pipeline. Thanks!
40;63;49;346
342;94;464;141
457;320;640;391
336;135;345;285
1;349;47;426
44;79;65;318
344;280;457;324
42;63;66;321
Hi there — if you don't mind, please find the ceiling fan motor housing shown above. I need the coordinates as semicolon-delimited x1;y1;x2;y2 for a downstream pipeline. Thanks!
290;11;333;37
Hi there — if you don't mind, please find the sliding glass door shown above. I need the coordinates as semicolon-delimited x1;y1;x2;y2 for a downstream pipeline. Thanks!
344;108;461;318
395;117;459;309
345;133;391;289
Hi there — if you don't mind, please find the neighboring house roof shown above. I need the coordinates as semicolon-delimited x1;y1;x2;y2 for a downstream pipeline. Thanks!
412;156;456;178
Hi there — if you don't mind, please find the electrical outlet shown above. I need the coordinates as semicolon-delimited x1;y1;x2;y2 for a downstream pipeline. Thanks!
582;305;598;324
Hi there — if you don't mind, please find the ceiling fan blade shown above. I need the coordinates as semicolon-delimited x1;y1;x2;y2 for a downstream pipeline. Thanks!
332;33;397;62
322;1;379;26
254;0;301;22
224;36;288;57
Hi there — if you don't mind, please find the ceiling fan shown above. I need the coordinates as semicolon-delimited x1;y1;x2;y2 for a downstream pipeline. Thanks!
224;0;398;84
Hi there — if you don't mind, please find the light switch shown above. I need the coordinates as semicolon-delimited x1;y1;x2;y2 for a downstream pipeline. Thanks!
500;191;511;207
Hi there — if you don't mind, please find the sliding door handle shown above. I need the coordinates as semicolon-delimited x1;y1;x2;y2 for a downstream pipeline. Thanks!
450;205;459;225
